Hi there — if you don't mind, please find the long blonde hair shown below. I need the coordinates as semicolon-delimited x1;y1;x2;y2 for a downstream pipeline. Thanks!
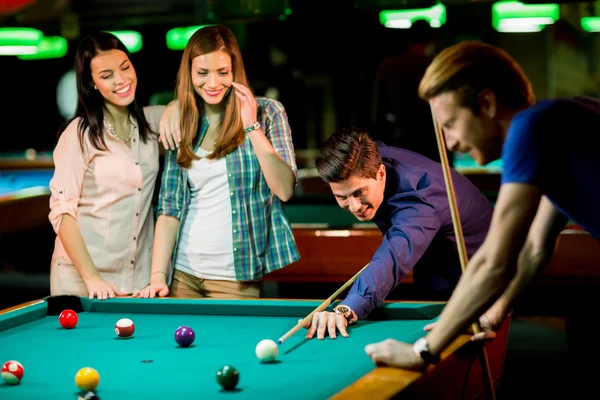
418;41;535;114
176;25;250;168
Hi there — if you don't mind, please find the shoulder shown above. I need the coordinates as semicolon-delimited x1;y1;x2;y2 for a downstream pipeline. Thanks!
57;117;85;144
257;97;286;117
512;97;596;129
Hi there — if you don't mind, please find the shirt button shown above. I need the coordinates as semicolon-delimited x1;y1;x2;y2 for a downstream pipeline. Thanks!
135;162;139;165
133;139;136;142
130;260;134;264
233;248;237;252
138;188;142;192
230;191;234;196
232;210;236;214
228;174;232;177
133;237;136;241
59;190;63;194
136;213;139;216
233;229;237;233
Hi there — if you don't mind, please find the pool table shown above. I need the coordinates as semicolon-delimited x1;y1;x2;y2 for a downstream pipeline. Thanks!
0;169;53;235
0;150;54;170
0;296;509;400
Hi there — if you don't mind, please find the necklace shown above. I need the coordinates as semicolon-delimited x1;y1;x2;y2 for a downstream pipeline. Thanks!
104;116;133;144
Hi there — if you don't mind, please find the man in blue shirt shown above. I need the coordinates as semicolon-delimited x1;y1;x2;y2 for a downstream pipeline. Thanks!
364;41;599;374
305;128;493;339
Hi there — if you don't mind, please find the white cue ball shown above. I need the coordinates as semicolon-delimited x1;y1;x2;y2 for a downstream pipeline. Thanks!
255;339;278;363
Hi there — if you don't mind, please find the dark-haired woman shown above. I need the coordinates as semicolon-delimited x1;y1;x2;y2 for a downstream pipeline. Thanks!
49;32;168;299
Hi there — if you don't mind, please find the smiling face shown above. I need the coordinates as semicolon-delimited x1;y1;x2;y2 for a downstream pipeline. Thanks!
430;90;505;166
328;164;387;222
191;50;233;105
90;49;136;107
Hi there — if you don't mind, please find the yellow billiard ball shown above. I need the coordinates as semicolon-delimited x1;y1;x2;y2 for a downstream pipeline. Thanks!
75;367;100;391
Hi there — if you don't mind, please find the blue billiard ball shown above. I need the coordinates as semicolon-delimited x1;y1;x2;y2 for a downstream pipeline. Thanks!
175;326;195;347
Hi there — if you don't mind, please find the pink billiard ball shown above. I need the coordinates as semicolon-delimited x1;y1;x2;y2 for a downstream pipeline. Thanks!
59;309;78;329
1;360;24;385
115;318;135;338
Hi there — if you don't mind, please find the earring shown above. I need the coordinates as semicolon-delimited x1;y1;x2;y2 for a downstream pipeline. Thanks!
94;85;97;90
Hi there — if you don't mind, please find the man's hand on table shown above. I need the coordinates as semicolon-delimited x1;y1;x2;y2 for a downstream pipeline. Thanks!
302;311;350;340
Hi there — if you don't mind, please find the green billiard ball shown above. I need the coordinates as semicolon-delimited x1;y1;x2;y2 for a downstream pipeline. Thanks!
216;365;239;391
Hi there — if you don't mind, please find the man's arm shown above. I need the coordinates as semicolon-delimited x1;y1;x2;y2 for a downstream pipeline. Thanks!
306;196;443;340
424;182;543;355
343;195;442;320
482;196;567;329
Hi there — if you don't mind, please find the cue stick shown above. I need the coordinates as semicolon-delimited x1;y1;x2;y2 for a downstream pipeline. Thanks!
277;263;370;344
429;102;497;400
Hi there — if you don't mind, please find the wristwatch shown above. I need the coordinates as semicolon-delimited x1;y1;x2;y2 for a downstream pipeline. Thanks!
333;305;358;325
244;121;261;133
412;337;440;365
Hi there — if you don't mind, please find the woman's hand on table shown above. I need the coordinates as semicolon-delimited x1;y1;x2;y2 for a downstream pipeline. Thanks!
364;339;425;370
84;275;127;300
132;283;170;298
302;311;349;340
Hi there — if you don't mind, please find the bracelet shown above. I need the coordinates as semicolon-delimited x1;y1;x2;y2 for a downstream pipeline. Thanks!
151;271;166;276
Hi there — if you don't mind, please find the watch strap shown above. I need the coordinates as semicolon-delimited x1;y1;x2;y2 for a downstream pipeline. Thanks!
413;337;440;364
244;121;260;133
333;305;358;325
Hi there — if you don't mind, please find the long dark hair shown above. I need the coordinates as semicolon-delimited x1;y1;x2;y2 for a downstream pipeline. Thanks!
58;31;153;150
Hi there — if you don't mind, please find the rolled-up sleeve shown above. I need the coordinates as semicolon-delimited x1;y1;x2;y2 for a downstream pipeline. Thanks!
48;119;88;233
262;99;297;179
343;192;442;319
156;148;185;219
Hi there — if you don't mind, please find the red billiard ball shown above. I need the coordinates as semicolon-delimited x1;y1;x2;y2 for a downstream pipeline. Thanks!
59;309;78;329
1;360;24;385
115;318;135;338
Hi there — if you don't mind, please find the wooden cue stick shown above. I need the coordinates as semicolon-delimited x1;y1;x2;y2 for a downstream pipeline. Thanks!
277;263;370;344
429;102;497;400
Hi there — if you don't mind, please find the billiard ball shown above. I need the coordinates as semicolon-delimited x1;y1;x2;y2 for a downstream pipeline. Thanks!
1;360;24;385
75;367;100;391
115;318;135;338
77;391;100;400
174;326;195;347
216;365;239;391
59;309;79;329
255;339;278;363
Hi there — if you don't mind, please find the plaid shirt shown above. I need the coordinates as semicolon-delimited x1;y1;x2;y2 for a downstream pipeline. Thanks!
157;97;300;281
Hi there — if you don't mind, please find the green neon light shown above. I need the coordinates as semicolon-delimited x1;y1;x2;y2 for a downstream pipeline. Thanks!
581;16;600;33
0;27;43;55
108;31;143;53
18;36;68;60
379;4;447;29
492;1;559;33
166;25;211;50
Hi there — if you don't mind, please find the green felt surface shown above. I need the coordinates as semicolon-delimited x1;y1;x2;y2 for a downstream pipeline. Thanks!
0;298;444;399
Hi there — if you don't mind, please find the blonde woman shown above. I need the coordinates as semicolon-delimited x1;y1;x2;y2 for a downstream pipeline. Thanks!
134;25;298;299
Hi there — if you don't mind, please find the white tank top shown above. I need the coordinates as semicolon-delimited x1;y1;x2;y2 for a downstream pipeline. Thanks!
175;147;235;280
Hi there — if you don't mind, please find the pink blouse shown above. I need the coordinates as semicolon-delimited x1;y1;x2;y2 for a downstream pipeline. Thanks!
49;106;165;293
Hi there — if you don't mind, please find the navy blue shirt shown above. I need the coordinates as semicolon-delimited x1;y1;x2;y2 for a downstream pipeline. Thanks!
501;96;600;240
344;145;494;319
